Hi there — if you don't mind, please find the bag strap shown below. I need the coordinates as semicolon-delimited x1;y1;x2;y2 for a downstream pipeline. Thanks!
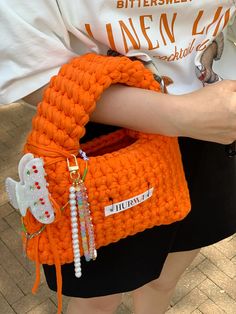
24;53;160;158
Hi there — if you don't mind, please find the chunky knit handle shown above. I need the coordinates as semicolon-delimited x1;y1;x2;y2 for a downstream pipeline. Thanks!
25;53;160;157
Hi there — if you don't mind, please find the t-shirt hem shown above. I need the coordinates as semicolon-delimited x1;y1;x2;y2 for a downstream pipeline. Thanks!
0;67;61;105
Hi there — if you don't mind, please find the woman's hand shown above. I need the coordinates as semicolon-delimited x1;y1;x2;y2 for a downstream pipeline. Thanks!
176;80;236;144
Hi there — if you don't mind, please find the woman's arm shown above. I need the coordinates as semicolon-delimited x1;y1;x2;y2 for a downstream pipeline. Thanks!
24;80;236;145
92;81;236;145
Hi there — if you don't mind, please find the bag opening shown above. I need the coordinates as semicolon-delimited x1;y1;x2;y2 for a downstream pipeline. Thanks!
80;122;137;156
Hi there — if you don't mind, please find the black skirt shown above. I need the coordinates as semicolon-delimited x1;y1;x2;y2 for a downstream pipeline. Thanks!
43;137;236;297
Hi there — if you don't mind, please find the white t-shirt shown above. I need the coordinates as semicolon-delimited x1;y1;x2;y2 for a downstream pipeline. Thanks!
0;0;236;104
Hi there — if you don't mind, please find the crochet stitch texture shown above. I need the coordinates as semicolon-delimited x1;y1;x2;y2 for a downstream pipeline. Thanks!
22;53;190;313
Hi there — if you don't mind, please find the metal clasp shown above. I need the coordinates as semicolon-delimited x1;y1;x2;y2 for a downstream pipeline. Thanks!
67;154;80;180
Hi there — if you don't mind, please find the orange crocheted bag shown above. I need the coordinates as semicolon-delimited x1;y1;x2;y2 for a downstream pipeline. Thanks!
6;53;190;314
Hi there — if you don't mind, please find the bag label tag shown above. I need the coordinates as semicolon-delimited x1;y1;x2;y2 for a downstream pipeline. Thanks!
104;187;154;217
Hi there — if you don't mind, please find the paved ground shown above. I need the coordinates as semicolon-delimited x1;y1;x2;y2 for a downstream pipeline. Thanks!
0;102;235;314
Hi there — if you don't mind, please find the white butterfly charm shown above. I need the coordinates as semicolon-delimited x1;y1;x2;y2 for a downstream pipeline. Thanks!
5;153;55;224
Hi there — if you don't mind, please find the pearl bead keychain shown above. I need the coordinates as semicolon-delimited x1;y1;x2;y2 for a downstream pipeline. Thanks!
67;153;96;278
69;185;82;278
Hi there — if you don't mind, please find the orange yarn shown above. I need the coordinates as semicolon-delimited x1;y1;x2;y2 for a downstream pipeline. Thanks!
22;53;190;314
